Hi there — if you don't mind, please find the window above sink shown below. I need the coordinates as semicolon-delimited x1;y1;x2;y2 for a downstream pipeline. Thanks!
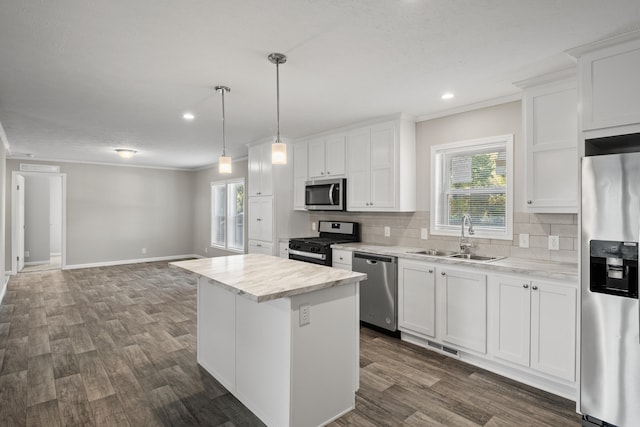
430;134;514;241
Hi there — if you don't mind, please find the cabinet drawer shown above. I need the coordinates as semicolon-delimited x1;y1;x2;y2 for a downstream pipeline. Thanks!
333;249;352;266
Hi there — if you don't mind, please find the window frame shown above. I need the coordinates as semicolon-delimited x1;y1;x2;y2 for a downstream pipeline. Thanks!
430;134;514;241
210;178;245;252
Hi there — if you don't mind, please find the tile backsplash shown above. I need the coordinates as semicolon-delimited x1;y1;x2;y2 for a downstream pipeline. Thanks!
309;211;578;263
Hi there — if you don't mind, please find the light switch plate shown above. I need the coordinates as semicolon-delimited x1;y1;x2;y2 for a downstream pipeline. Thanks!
548;235;560;251
519;233;529;248
384;226;390;237
421;228;429;240
311;222;317;231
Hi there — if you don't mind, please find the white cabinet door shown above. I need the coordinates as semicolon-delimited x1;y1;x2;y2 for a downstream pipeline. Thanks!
489;275;531;367
370;122;395;209
398;259;436;338
293;142;308;210
248;240;273;255
440;268;487;353
578;37;640;131
325;133;346;177
248;197;273;242
530;281;576;381
307;138;326;179
248;144;273;197
346;128;371;210
524;79;578;212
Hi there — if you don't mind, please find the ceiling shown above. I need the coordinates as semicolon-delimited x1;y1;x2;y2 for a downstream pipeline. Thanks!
1;1;639;169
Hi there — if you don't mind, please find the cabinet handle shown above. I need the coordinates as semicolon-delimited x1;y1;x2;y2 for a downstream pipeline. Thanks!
257;218;262;221
327;171;330;175
428;269;433;273
257;244;262;247
441;272;446;276
339;257;343;261
370;202;373;206
523;284;529;289
257;192;262;195
532;285;538;291
320;172;324;175
527;200;532;204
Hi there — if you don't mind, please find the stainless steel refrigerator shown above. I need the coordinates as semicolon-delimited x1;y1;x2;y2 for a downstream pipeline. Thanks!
582;151;640;427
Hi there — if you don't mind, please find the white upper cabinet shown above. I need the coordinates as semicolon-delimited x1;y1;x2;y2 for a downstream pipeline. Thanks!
248;144;273;197
568;32;640;132
308;133;346;179
346;117;416;212
517;72;578;213
293;141;308;210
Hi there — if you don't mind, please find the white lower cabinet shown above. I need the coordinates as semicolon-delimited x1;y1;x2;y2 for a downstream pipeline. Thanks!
398;259;436;338
279;242;289;259
438;267;487;354
332;249;352;270
248;240;273;255
488;274;577;382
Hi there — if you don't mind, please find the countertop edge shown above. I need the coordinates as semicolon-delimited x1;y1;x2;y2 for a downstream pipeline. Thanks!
331;243;579;281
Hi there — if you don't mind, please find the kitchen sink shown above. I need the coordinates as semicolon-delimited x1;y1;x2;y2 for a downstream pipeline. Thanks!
448;253;503;262
407;249;456;257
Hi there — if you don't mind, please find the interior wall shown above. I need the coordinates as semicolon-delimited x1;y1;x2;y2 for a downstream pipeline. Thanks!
0;146;5;282
192;159;248;257
5;160;196;268
50;176;63;254
24;175;51;263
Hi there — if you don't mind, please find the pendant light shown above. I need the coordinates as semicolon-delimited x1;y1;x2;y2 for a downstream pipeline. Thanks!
269;52;287;165
215;85;232;174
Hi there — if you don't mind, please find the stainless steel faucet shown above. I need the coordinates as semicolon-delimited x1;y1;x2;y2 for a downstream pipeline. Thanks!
459;214;475;254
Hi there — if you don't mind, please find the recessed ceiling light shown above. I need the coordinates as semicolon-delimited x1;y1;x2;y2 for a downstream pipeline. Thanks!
115;149;137;159
183;112;195;121
441;92;454;100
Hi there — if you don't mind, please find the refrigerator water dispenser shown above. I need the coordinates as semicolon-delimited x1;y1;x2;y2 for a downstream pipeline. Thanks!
589;240;638;298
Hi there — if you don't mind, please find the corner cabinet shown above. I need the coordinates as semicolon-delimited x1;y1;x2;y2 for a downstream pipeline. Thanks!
488;274;577;382
247;140;308;255
398;259;436;338
517;72;578;213
346;118;416;212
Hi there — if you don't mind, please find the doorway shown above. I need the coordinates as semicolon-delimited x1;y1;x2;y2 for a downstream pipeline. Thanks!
11;171;67;274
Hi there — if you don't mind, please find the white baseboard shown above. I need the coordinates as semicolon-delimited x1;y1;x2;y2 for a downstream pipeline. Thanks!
0;274;9;305
63;254;201;270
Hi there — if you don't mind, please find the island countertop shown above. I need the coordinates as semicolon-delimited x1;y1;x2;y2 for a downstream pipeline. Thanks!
170;253;367;303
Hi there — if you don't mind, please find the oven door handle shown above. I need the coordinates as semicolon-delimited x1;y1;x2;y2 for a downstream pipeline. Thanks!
289;249;326;261
328;184;335;205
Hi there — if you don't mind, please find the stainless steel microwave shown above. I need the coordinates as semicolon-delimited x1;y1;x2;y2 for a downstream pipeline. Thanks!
305;178;346;211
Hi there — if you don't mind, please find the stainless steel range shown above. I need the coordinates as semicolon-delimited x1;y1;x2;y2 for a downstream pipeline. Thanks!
288;221;360;266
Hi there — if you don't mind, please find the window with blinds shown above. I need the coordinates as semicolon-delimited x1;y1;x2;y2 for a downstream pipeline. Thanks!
211;179;245;251
431;135;513;240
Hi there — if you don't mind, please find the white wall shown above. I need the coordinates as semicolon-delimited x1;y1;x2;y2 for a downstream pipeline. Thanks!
24;175;51;263
5;160;196;268
50;176;62;254
192;159;249;257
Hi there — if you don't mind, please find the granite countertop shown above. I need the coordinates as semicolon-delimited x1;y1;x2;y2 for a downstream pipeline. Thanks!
331;243;578;281
170;253;367;303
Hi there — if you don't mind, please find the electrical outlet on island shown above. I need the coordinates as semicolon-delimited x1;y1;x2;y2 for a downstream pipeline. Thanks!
548;235;560;251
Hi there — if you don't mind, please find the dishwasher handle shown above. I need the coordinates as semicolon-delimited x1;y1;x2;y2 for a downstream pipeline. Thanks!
353;252;397;264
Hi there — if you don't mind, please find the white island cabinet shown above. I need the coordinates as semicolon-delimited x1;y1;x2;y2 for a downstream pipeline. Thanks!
171;254;366;427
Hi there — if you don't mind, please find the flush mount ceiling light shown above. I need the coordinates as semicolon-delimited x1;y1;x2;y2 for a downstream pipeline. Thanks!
215;85;232;174
441;92;455;100
183;112;195;121
269;52;287;165
115;148;137;159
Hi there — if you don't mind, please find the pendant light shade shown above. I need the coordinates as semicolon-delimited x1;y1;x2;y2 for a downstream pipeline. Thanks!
215;85;232;174
269;53;287;165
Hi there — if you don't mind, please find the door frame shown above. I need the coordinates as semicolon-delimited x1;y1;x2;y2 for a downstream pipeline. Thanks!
11;171;68;274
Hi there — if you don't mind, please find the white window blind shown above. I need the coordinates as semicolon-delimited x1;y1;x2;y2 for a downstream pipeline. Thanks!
211;179;245;251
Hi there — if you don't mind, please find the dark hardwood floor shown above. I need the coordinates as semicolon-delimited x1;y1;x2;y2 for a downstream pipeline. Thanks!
0;261;580;426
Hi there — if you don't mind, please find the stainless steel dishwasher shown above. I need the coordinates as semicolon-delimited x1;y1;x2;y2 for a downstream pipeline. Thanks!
352;252;398;332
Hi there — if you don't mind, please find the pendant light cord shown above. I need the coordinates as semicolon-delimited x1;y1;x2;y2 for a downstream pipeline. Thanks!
276;61;281;143
221;88;226;156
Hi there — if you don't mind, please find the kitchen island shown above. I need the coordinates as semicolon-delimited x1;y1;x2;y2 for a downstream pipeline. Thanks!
171;254;367;427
